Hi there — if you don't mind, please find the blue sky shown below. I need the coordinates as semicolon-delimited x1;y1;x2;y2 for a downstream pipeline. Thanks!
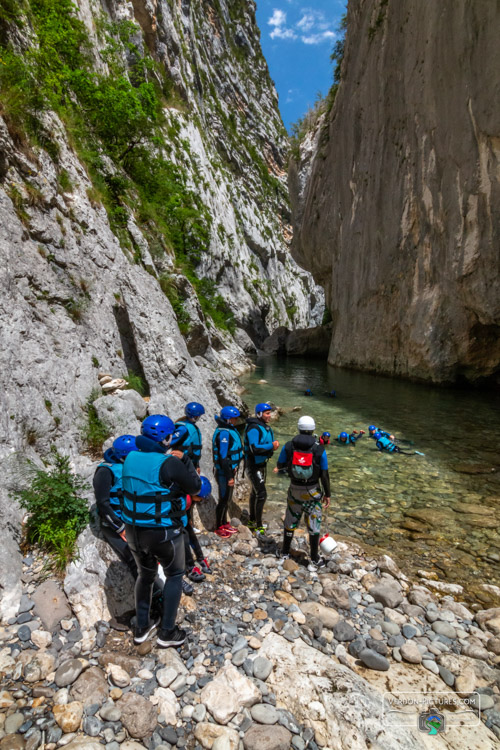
255;0;347;130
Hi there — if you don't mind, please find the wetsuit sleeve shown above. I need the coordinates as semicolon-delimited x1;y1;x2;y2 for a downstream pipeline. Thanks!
170;424;188;449
247;427;274;455
93;466;124;532
319;450;330;496
160;454;202;495
217;430;234;479
276;445;288;469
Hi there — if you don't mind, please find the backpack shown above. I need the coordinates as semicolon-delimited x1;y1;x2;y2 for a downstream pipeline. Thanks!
290;448;315;481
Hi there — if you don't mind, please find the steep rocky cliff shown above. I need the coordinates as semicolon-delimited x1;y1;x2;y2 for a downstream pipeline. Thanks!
0;0;321;617
290;0;500;384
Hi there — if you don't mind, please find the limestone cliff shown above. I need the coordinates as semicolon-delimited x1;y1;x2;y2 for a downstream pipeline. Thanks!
290;0;500;384
0;0;320;617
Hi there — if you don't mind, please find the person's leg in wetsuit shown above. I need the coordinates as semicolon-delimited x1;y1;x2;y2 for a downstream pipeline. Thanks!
247;462;267;529
126;525;185;634
215;472;234;529
100;524;138;578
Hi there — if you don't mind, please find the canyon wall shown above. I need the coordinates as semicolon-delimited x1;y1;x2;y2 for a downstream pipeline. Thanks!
290;0;500;384
0;0;320;617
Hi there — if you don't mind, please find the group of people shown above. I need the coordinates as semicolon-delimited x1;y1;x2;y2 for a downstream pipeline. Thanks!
93;397;408;648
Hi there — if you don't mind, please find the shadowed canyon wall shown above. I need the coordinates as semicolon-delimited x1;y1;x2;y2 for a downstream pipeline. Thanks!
290;0;500;384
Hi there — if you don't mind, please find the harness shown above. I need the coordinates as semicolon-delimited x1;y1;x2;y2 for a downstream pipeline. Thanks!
173;419;202;461
213;426;243;472
121;452;187;528
97;461;123;516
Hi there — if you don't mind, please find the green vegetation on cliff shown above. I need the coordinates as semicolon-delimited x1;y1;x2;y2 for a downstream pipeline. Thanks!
0;0;239;329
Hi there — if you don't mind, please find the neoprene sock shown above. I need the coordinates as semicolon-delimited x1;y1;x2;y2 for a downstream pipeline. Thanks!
282;529;294;555
309;533;320;562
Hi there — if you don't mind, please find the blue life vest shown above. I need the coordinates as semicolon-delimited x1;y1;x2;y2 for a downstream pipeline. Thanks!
212;426;243;473
376;436;398;453
370;428;390;439
173;419;202;465
336;434;355;445
244;420;274;465
121;452;188;528
97;461;123;517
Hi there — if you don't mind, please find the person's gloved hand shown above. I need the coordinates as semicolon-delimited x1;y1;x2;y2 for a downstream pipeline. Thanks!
359;430;366;434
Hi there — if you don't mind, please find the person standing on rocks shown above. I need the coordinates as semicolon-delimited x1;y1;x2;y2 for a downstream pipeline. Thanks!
93;435;140;578
274;415;331;571
212;405;244;538
170;402;212;583
244;402;279;537
121;414;201;648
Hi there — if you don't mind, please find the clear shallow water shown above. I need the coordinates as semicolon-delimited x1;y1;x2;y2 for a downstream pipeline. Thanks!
240;358;500;605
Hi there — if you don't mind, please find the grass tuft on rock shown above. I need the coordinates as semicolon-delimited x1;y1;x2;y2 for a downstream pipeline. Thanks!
14;447;89;570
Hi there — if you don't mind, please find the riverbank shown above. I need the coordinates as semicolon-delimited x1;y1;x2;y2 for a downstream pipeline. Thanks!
1;508;500;750
240;358;500;606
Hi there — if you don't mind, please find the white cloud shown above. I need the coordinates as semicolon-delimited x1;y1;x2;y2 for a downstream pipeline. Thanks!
268;8;297;40
301;30;335;44
269;9;287;27
297;12;315;32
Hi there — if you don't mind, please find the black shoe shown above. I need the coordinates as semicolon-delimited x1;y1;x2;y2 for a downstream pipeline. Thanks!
187;565;206;583
308;556;326;572
157;626;187;648
133;617;159;645
182;578;194;596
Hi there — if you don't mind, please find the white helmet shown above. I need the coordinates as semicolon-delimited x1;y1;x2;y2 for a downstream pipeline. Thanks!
298;415;315;432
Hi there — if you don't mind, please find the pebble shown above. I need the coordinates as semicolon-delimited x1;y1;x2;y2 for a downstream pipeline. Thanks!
381;621;400;636
17;625;32;642
54;659;84;688
192;704;206;722
99;703;122;722
5;713;24;734
400;641;422;664
432;621;456;639
469;693;495;711
253;657;273;681
82;716;102;736
402;625;417;639
423;659;439;674
359;648;390;671
333;621;357;642
250;703;279;724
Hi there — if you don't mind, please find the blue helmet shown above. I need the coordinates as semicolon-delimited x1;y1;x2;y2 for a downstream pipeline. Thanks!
113;435;137;460
368;425;377;433
198;476;212;498
322;432;331;438
220;405;240;420
185;402;205;418
339;431;348;440
373;431;382;439
141;414;175;442
255;402;271;416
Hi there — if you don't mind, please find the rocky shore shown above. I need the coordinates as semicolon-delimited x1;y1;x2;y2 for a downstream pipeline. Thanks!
1;518;500;750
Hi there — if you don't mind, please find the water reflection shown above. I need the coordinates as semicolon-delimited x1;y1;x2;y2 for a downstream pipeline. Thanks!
240;358;500;604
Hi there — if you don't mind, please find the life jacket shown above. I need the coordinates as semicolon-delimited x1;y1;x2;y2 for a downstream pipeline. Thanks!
173;419;202;464
370;428;390;439
97;461;123;517
376;436;397;453
286;434;323;486
121;451;188;528
244;418;274;464
212;425;243;472
337;434;355;445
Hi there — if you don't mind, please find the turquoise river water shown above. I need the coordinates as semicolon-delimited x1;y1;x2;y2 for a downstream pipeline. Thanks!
239;357;500;605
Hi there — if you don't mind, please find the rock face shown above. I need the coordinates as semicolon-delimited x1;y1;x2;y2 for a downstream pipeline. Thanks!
0;0;321;620
290;0;500;385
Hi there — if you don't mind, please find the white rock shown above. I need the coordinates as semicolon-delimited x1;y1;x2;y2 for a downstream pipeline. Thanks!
156;667;178;688
152;688;179;726
106;664;130;688
30;629;52;649
200;664;261;725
